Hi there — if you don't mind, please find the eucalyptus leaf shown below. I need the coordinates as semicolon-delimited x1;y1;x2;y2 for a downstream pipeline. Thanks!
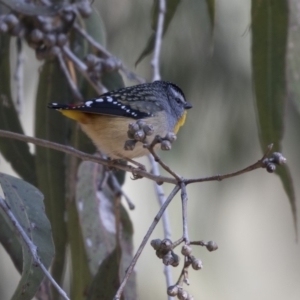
87;246;122;300
67;198;92;300
76;161;135;299
0;210;22;273
0;33;36;186
251;0;296;230
0;172;54;300
35;59;69;292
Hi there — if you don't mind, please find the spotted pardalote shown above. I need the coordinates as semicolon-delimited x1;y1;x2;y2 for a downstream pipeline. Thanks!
48;80;192;159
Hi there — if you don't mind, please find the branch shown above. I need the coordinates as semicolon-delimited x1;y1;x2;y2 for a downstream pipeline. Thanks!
61;45;105;95
56;51;83;101
185;144;274;184
151;0;166;81
147;136;181;180
0;196;70;300
113;185;181;300
0;130;176;184
73;22;145;84
0;130;280;186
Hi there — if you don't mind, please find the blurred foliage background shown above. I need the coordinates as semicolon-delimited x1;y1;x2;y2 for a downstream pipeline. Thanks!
0;0;300;299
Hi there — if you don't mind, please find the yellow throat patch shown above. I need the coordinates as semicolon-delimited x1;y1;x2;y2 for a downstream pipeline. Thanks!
174;110;187;134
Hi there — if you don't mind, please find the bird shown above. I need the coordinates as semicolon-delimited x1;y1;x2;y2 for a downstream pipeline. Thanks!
48;80;192;160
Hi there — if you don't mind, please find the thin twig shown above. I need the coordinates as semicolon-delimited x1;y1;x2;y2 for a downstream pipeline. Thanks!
151;0;166;81
0;130;176;184
172;237;184;248
185;144;274;184
73;23;110;58
180;182;189;243
0;196;70;300
113;185;181;300
73;23;145;84
62;45;87;71
61;45;104;95
189;240;206;246
0;130;276;186
147;137;181;180
56;51;83;101
148;155;173;294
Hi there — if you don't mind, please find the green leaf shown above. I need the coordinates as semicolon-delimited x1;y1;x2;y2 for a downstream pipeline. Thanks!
87;246;122;300
76;161;116;275
252;0;287;149
0;172;54;300
0;210;23;273
35;59;69;293
0;33;36;186
251;0;296;230
76;161;135;299
135;0;181;66
67;198;92;300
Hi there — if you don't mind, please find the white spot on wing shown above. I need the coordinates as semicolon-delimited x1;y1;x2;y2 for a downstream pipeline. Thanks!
106;96;113;102
96;98;104;102
85;101;93;107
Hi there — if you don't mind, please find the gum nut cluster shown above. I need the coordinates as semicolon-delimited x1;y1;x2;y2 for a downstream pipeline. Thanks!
150;239;180;267
0;3;92;59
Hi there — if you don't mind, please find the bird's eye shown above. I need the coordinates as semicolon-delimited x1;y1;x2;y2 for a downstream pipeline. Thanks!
175;97;182;104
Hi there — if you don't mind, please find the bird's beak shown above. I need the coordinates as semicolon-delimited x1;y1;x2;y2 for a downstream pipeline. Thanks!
184;102;192;109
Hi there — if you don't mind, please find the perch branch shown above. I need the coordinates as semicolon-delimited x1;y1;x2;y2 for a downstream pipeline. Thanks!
0;130;277;186
0;130;176;184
